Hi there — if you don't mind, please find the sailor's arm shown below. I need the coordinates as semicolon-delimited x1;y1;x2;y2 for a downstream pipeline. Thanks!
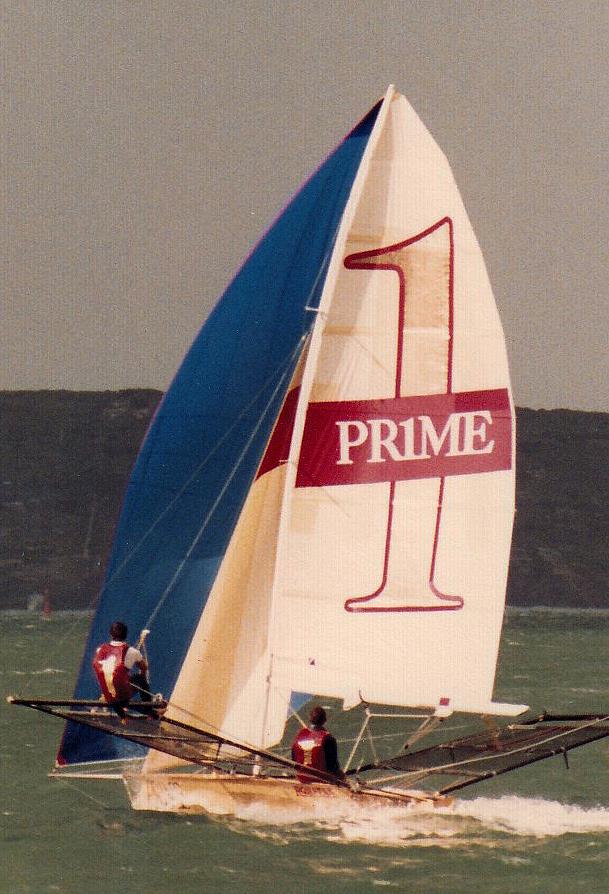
125;646;147;672
322;734;345;779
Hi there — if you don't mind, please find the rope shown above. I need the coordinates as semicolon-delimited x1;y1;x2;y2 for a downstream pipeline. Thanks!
23;215;337;704
17;333;308;698
54;776;112;809
106;333;308;617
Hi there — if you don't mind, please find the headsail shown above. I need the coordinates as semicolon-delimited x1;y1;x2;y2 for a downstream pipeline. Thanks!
141;93;390;768
58;99;382;765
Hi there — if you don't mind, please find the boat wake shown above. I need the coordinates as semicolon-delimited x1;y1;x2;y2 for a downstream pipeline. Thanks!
452;795;609;838
223;795;609;846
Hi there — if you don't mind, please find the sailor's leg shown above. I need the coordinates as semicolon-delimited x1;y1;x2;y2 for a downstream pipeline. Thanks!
129;672;160;717
110;700;128;719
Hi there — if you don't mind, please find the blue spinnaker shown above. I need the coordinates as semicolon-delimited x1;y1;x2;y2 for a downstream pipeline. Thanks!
59;102;380;764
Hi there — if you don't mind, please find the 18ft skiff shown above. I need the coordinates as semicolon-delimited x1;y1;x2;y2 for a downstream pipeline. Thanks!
11;86;609;816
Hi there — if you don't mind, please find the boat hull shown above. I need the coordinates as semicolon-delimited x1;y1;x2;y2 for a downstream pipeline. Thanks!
123;771;447;816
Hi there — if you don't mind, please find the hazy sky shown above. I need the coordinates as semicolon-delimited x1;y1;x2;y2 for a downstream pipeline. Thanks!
4;1;608;410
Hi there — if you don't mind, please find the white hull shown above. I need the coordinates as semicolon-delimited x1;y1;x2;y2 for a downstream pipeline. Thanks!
123;771;448;816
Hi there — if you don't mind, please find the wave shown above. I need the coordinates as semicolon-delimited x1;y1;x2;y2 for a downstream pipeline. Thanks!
452;795;609;838
3;607;609;618
5;667;67;676
222;795;609;846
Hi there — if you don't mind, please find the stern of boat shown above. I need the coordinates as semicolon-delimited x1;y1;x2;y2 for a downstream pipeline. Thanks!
123;771;447;816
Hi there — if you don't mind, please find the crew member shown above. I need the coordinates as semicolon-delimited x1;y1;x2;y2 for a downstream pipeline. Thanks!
92;621;152;722
291;705;345;784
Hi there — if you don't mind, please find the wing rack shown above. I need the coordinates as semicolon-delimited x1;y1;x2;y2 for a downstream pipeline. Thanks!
350;713;609;794
8;697;348;786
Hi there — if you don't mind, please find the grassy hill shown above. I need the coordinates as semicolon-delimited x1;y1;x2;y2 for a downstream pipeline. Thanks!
0;391;607;609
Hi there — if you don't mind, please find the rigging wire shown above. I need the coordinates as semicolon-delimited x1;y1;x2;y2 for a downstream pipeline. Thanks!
100;331;308;616
20;215;338;704
53;776;112;809
97;228;335;624
17;333;309;698
143;332;309;632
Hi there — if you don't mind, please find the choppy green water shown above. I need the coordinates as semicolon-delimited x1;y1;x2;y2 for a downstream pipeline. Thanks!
3;611;609;893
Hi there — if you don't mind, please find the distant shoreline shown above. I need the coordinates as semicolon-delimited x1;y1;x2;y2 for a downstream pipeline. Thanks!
3;606;609;619
1;391;607;610
0;609;93;618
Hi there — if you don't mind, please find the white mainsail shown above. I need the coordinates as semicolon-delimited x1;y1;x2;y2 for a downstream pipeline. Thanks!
266;88;519;722
146;86;521;774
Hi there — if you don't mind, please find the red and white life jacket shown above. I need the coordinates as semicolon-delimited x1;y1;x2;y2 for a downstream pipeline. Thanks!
92;642;132;704
292;727;330;783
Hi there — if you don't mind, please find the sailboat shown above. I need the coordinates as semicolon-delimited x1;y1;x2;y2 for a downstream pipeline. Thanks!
11;86;609;816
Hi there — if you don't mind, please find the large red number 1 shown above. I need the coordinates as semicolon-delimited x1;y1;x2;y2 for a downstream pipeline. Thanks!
343;218;464;613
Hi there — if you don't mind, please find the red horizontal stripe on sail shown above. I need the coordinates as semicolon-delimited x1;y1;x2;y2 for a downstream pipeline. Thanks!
296;388;512;488
256;387;300;479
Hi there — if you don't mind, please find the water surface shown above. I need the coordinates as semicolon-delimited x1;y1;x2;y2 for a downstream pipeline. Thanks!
2;611;609;893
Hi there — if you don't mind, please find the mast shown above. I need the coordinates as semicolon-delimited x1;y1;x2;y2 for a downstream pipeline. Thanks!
260;86;397;745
